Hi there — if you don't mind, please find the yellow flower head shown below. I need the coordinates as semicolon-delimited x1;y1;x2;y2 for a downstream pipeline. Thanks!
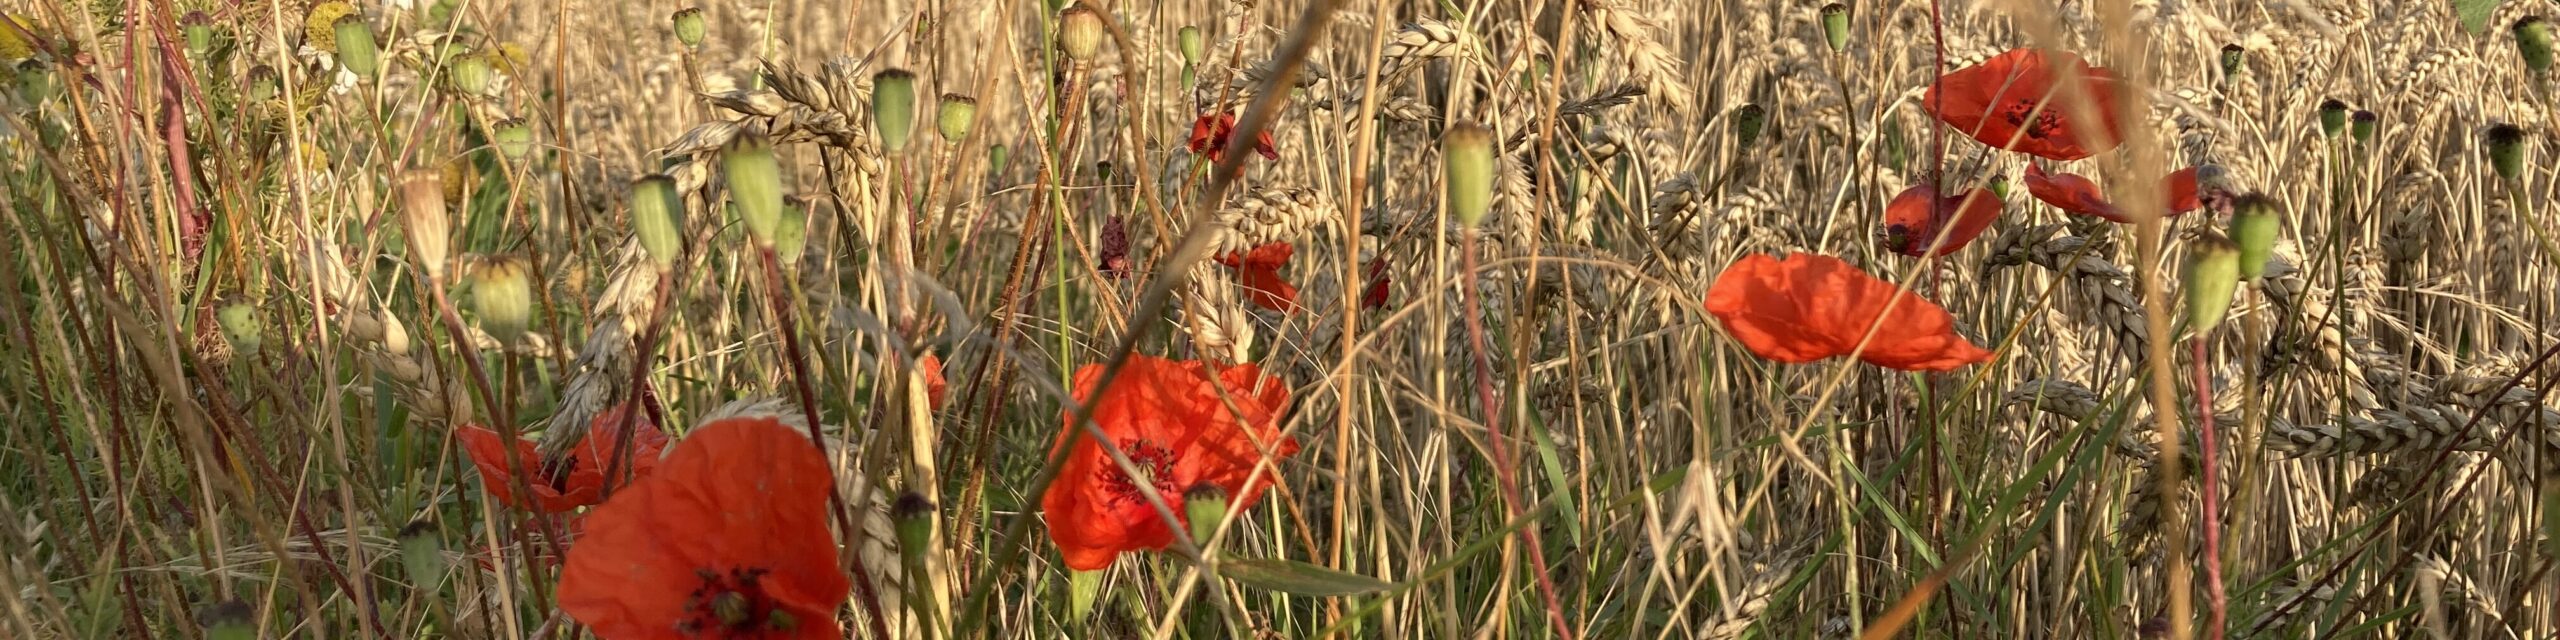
0;13;38;61
304;2;358;54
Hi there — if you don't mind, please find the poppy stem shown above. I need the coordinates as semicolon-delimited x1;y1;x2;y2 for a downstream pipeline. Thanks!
756;247;896;640
1457;231;1577;640
2189;335;2227;640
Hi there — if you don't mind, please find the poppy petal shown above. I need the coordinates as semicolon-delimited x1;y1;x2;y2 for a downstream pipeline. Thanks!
1882;185;2003;257
1924;48;2126;161
457;425;593;513
919;353;950;410
1704;254;1996;371
1043;356;1296;571
2023;164;2125;222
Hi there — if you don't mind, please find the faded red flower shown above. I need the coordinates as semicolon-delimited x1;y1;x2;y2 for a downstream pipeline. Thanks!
918;352;949;410
1881;184;2003;258
1704;253;1996;372
1216;242;1299;312
458;403;670;514
1187;112;1279;164
1925;48;2127;161
559;417;849;639
1360;257;1390;310
1098;214;1132;279
1042;355;1297;571
2022;164;2202;224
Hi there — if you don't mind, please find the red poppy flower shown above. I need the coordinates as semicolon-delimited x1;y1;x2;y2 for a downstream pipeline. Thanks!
1216;242;1299;312
559;417;849;639
1925;48;2126;161
1360;258;1390;310
2022;165;2202;224
458;403;670;514
1881;184;2003;258
1042;355;1297;571
1703;253;1996;371
918;352;949;410
1187;112;1280;164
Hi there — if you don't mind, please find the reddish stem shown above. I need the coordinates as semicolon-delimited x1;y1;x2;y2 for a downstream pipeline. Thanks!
1459;232;1576;640
2190;336;2227;639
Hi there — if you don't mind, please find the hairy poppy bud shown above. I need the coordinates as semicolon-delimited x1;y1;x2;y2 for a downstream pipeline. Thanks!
469;255;535;346
184;11;216;58
1442;122;1497;228
398;169;452;282
2219;44;2245;80
2227;193;2280;280
1178;26;1203;65
217;302;261;352
199;600;255;640
2519;17;2555;74
671;7;707;50
398;519;448;590
631;175;684;269
1058;5;1107;63
2183;231;2242;335
1184;483;1230;546
871;68;918;153
333;15;378;79
451;51;494;96
2487;123;2528;180
2350;110;2377;144
937;93;976;142
724;133;786;247
491;118;534;162
1820;4;1850;53
2318;99;2348;138
1732;103;1768;147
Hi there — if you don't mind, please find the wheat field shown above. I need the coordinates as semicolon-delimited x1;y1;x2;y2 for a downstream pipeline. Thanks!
1;0;2558;638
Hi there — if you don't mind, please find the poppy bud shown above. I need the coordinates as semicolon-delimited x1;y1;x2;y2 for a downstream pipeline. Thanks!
1984;173;2010;200
14;59;48;105
1819;4;1850;54
723;133;786;247
2350;110;2377;144
184;11;215;58
469;255;535;346
2227;193;2280;280
199;600;255;640
2219;44;2245;80
218;302;261;352
1184;483;1230;545
1442;122;1497;228
491;118;534;162
1058;6;1107;63
2318;99;2348;138
2182;231;2242;335
1178;26;1203;65
333;15;378;79
631;175;685;269
2518;17;2555;74
398;519;448;590
246;65;279;104
937;93;977;142
988;144;1010;174
893;491;934;573
2487;123;2528;180
671;7;707;50
773;199;809;267
450;51;494;96
1732;103;1768;147
398;169;452;282
871;68;918;153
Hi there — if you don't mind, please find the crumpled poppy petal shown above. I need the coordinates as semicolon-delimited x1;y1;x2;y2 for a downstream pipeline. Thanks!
1043;355;1296;571
1704;254;1996;372
1360;258;1390;310
457;425;595;513
1219;243;1299;312
1924;48;2126;161
919;353;950;410
1882;184;2003;257
2024;164;2205;224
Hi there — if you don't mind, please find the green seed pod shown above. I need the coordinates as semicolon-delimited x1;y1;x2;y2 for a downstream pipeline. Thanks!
1058;5;1107;63
773;199;809;267
450;51;493;96
199;601;255;640
2182;231;2243;335
1184;483;1229;546
246;65;279;104
217;302;261;352
937;93;977;142
2318;99;2348;138
1819;4;1850;54
892;492;935;572
2350;110;2377;144
1732;103;1768;147
398;519;448;590
871;68;918;153
398;169;451;281
1985;173;2010;200
1442;122;1497;228
2227;193;2280;280
2219;44;2245;80
469;255;535;346
491;118;534;162
1178;26;1203;65
183;11;216;58
2487;123;2528;181
13;59;47;105
672;7;707;50
724;133;787;247
2518;17;2555;74
333;15;378;79
631;175;685;269
989;144;1010;174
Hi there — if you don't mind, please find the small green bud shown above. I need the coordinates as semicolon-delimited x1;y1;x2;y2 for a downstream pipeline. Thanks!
2348;110;2377;145
217;302;261;352
1732;103;1768;147
2487;123;2528;181
2518;17;2556;74
2182;231;2242;335
450;51;494;96
1985;173;2010;200
490;118;534;162
2219;44;2245;80
631;175;685;269
937;93;977;142
184;12;216;58
2227;193;2280;280
988;144;1010;174
1819;4;1850;54
246;65;279;104
398;519;448;590
2318;99;2348;138
773;199;809;267
672;7;707;50
871;68;918;153
1183;483;1230;546
892;492;935;573
468;255;535;346
1441;122;1497;228
198;600;256;640
1177;26;1203;65
398;169;452;281
1058;5;1107;63
332;15;378;79
723;133;787;247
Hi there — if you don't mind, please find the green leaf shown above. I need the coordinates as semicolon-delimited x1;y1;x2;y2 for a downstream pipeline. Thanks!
1218;558;1398;597
2457;0;2498;34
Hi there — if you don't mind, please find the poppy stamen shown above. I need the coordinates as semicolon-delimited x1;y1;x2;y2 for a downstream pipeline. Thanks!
679;566;787;634
1098;439;1183;507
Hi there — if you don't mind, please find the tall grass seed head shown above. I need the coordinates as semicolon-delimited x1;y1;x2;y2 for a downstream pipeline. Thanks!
332;15;379;78
1442;122;1497;228
723;133;787;247
871;68;918;152
1177;26;1203;65
2487;123;2528;180
468;255;535;346
2182;231;2243;334
398;169;452;281
631;175;686;269
1819;4;1850;53
2227;192;2281;280
492;118;534;162
672;7;708;50
1058;5;1107;63
2518;17;2555;74
2350;110;2377;144
1732;103;1768;147
2318;99;2349;138
937;93;977;141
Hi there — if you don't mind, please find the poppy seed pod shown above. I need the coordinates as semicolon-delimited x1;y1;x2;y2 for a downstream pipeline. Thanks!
398;169;452;282
671;7;706;50
1442;122;1497;228
723;133;787;247
2182;232;2243;335
2318;99;2348;138
2228;192;2281;280
630;175;684;269
1177;26;1203;65
1819;4;1850;54
450;51;493;96
469;255;535;346
332;15;378;78
199;601;255;640
304;2;356;54
2518;17;2555;74
2219;44;2245;80
1184;484;1229;546
2487;123;2528;180
871;68;918;153
184;11;215;58
937;93;977;141
773;200;809;267
217;302;261;352
1732;103;1768;147
398;519;448;590
892;492;934;571
1058;6;1107;63
1984;173;2010;200
491;118;534;162
989;144;1010;174
246;65;279;104
2350;110;2377;144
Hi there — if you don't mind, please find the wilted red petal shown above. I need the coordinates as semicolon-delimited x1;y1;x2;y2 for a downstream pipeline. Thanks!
1043;356;1297;571
1360;258;1390;310
1218;243;1299;312
919;353;950;410
1703;254;1996;371
1881;184;2002;257
2023;164;2204;224
457;425;596;514
1187;112;1280;164
1924;48;2126;161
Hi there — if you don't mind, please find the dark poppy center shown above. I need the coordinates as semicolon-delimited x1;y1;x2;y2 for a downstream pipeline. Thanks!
1098;439;1184;507
680;567;801;636
2000;99;2066;140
